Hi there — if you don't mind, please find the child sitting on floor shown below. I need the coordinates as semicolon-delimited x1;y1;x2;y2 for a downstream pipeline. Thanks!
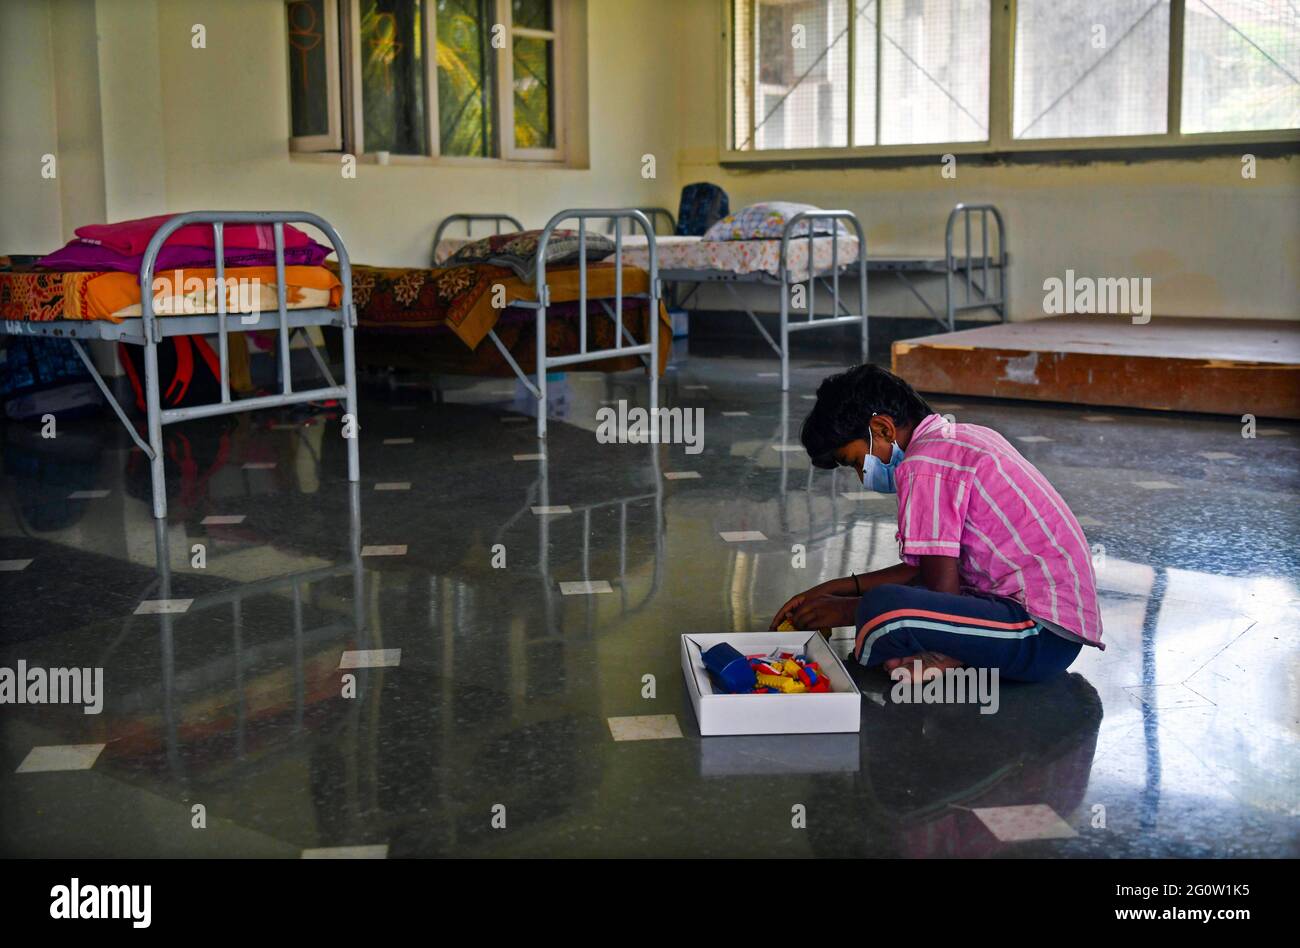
771;364;1103;682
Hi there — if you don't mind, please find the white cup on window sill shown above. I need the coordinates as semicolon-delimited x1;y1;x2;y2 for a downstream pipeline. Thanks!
375;150;391;165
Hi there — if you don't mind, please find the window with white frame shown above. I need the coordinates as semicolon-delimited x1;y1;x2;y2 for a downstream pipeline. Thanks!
287;0;571;161
729;0;1299;157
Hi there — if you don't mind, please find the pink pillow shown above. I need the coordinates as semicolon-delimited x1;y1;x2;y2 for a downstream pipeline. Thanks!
75;214;314;256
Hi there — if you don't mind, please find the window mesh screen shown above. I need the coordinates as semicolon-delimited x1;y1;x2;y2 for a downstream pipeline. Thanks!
880;0;989;144
852;0;878;145
1181;0;1300;133
1014;0;1170;140
736;0;850;150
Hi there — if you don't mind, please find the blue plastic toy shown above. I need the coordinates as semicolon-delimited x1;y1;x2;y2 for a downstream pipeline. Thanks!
701;642;757;694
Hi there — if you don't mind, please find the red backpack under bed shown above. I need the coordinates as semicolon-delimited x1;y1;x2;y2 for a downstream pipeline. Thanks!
118;335;223;412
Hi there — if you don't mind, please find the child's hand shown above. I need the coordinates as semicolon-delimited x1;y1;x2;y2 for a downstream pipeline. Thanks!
769;591;809;630
789;595;858;632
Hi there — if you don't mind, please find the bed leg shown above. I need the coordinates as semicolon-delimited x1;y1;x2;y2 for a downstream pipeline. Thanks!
536;305;548;439
143;335;168;519
779;276;791;392
342;320;360;482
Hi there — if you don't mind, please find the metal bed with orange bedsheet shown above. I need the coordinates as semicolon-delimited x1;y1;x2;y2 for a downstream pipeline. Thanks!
0;211;359;519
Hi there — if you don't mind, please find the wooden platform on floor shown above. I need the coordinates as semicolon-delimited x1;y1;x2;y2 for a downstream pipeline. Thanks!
891;316;1300;419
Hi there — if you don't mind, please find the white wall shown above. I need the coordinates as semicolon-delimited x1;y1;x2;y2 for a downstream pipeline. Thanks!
0;0;64;255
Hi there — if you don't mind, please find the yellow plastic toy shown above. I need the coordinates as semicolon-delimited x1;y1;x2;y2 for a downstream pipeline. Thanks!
778;618;832;640
755;672;807;694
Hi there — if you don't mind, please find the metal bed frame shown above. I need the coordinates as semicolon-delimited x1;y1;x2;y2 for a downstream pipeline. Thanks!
665;209;869;392
432;202;1008;391
431;208;661;440
0;211;359;520
878;203;1009;333
435;208;868;393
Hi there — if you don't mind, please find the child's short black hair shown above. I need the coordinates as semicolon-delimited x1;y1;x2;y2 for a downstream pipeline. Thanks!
800;364;933;469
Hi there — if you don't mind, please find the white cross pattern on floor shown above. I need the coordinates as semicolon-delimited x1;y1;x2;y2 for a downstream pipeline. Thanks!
201;514;246;526
972;804;1077;842
840;491;894;501
771;444;803;452
383;437;414;445
134;598;193;615
1075;515;1103;527
68;490;109;500
16;743;106;773
1016;436;1053;443
339;649;402;669
531;505;572;515
800;394;816;400
1134;480;1178;490
513;453;546;461
756;372;779;378
664;471;701;480
301;844;389;859
720;530;767;542
559;580;613;595
242;462;277;470
0;559;33;572
1197;451;1238;460
361;545;407;556
374;482;411;491
607;714;683;742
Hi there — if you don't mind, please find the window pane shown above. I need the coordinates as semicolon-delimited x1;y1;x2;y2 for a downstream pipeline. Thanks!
287;0;331;138
512;0;552;31
436;0;495;156
852;0;879;146
513;36;554;148
880;0;989;144
733;0;754;148
747;0;850;150
1182;0;1300;133
1014;0;1169;140
360;0;429;154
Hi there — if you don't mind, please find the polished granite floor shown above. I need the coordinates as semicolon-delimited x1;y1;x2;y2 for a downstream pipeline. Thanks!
1;339;1297;858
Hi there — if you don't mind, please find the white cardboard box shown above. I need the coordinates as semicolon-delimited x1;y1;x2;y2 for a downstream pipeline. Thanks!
681;632;862;736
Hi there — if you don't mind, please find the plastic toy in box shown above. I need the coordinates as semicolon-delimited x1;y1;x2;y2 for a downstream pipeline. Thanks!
700;642;833;695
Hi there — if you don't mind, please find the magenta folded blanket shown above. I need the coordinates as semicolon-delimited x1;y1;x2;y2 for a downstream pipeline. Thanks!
36;239;332;273
74;213;315;256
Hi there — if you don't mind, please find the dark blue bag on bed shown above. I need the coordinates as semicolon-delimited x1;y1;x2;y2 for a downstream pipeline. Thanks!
675;183;730;236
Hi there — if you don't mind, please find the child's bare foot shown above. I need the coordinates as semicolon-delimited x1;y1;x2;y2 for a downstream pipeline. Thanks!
884;652;966;682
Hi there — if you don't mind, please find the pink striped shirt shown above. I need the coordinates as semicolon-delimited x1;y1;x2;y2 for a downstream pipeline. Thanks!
894;414;1104;648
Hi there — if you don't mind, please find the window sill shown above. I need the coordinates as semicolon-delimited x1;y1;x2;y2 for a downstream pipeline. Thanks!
719;134;1300;170
288;150;585;171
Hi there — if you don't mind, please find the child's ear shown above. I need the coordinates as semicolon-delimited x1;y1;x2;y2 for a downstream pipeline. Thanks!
871;414;896;442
